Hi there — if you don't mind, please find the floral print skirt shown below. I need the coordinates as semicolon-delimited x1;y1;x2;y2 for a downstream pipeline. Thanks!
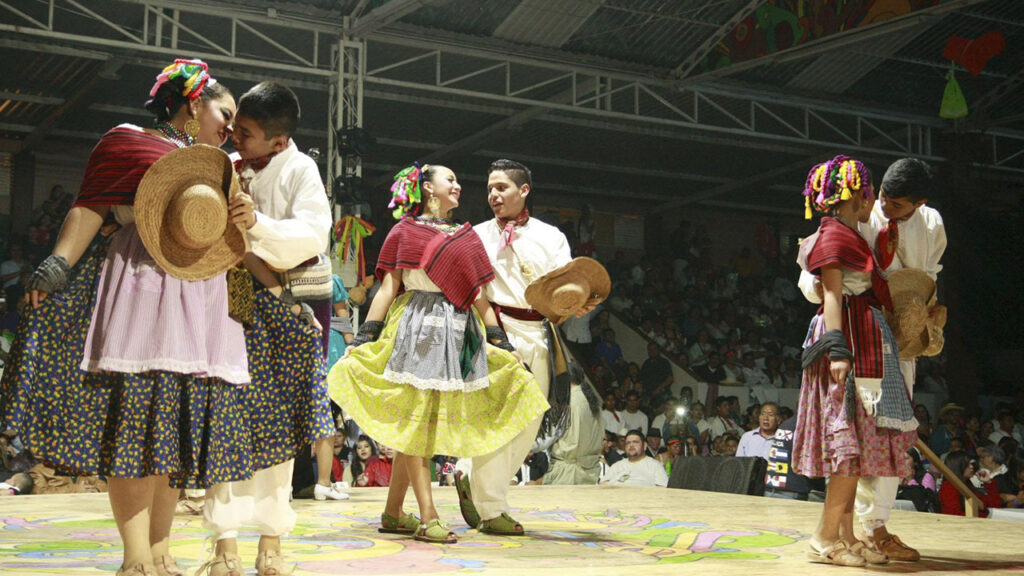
0;242;334;488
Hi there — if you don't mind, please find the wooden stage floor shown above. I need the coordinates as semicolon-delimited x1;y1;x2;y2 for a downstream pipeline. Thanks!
1;485;1021;575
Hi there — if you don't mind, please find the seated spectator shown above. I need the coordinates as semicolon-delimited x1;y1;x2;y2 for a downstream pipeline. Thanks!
343;435;378;487
639;343;673;405
330;429;350;485
692;352;726;384
620;391;648;434
720;433;740;457
0;242;26;290
683;435;701;457
516;451;549;486
1;284;25;335
989;409;1024;445
661;437;683;474
435;455;458;486
941;437;965;463
744;403;761;431
707;396;743;440
594;329;625;376
688;401;710;448
896;448;938;512
765;415;815;500
930;403;963;456
778;405;794;422
914;404;933;445
687;329;713;368
678;385;694;408
650;397;681;439
780;357;801;388
600;393;622;433
359;444;394;487
940;450;1001;516
721;352;742;384
645;428;664;458
737;402;780;459
764;355;785;388
740;331;767;369
739;355;770;387
975;445;1023;508
600;430;669;487
602;430;624;469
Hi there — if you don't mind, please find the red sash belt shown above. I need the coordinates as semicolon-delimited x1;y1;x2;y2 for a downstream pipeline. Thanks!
492;303;545;322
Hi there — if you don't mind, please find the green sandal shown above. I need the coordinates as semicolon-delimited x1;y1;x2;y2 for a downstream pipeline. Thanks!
378;511;420;534
414;519;458;544
479;512;525;536
454;470;481;528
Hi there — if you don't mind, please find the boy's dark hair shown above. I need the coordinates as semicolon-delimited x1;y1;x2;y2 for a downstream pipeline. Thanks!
715;396;731;408
488;158;532;189
237;81;300;139
881;158;933;202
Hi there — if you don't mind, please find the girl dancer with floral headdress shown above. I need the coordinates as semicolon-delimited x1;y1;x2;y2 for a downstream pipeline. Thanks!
328;163;548;543
793;155;918;567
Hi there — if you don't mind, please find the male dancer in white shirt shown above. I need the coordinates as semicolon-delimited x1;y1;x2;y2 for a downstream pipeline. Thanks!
799;157;945;561
455;159;572;535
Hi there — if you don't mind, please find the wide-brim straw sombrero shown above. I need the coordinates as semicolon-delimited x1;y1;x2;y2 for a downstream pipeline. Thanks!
525;257;611;324
886;268;945;359
135;144;246;281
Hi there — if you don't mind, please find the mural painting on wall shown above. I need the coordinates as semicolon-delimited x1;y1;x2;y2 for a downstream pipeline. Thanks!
699;0;952;72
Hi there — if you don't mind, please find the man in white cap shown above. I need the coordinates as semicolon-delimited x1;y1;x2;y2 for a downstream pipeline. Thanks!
799;157;945;561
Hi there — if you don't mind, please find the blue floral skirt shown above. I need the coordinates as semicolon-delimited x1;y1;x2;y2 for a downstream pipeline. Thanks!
244;289;335;471
0;241;334;488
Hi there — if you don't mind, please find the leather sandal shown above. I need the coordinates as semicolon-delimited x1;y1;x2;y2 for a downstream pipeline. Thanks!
195;552;243;576
256;549;294;576
154;555;186;576
414;519;458;544
116;564;155;576
379;511;420;534
806;539;866;567
873;533;920;561
479;512;525;536
454;470;481;528
851;540;889;565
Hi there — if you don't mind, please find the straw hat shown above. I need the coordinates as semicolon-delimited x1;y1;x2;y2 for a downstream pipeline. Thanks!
937;402;964;421
886;268;945;359
135;145;246;281
525;257;611;324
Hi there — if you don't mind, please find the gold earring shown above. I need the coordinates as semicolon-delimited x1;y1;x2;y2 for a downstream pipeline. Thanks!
427;195;441;215
183;118;200;139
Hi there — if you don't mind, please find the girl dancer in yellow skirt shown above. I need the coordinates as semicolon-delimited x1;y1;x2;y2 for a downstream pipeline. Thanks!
328;163;547;543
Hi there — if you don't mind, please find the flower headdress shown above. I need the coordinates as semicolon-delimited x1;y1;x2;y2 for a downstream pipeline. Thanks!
388;163;430;220
148;58;211;102
802;154;873;219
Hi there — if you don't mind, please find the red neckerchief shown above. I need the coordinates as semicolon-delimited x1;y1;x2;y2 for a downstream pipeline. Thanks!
876;218;900;270
233;151;278;175
497;207;530;250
